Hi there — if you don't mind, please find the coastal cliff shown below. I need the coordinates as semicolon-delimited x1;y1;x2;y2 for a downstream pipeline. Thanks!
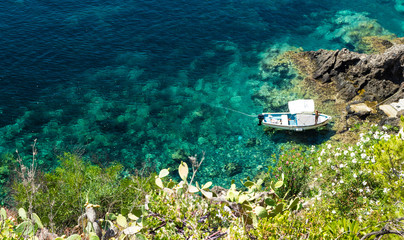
288;40;404;133
303;44;404;102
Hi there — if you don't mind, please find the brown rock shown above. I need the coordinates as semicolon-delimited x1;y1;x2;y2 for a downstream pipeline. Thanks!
303;44;404;102
347;103;373;116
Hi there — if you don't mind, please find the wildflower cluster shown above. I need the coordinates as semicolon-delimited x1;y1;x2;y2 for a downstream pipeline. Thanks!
7;123;404;239
309;124;402;221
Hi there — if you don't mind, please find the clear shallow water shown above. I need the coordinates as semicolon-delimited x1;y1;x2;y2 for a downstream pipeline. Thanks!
0;0;402;185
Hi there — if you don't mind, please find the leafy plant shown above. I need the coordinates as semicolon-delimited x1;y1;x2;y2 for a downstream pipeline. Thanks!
370;134;404;201
0;153;16;205
13;152;155;233
154;161;213;198
225;174;301;227
15;208;43;238
268;146;312;198
326;218;361;239
0;207;19;239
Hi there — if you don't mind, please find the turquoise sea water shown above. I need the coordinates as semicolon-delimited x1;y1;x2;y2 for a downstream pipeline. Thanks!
0;0;403;185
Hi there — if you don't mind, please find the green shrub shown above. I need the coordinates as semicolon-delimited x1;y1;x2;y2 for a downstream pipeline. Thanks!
13;152;155;233
7;124;404;239
0;153;16;205
370;134;404;202
267;146;312;199
307;124;401;222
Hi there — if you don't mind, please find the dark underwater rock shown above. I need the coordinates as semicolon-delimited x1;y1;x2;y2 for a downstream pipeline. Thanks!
224;162;242;177
303;44;404;102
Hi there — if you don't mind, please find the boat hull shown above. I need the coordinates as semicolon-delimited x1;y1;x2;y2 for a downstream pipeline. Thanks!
260;112;331;131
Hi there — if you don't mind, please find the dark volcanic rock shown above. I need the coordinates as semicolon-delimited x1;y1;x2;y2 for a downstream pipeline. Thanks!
304;45;404;102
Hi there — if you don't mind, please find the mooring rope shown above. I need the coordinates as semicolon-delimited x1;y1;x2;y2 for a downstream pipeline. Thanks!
214;105;258;118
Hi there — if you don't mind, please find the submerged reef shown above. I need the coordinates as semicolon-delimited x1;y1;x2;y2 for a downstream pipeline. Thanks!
0;41;304;187
312;10;395;53
395;0;404;12
253;44;305;111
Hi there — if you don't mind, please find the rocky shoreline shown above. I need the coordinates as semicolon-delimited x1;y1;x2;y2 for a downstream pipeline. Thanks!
292;40;404;134
304;44;404;102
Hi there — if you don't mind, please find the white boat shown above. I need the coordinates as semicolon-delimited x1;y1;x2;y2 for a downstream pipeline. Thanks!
258;99;332;131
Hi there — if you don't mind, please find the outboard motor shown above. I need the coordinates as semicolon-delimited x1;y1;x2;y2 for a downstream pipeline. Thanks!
258;114;265;125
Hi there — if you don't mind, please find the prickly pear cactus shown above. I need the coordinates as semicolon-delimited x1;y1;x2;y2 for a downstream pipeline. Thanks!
225;174;301;226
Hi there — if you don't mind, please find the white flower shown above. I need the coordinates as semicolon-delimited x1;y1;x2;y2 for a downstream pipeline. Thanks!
383;188;389;193
332;210;336;214
320;149;325;156
344;150;348;155
339;179;344;184
359;189;363;193
362;181;367;186
353;173;357;178
350;152;355;157
371;158;376;163
327;144;332;149
361;153;367;159
352;158;357;164
332;182;335;186
382;125;388;130
332;190;336;195
327;159;331;163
